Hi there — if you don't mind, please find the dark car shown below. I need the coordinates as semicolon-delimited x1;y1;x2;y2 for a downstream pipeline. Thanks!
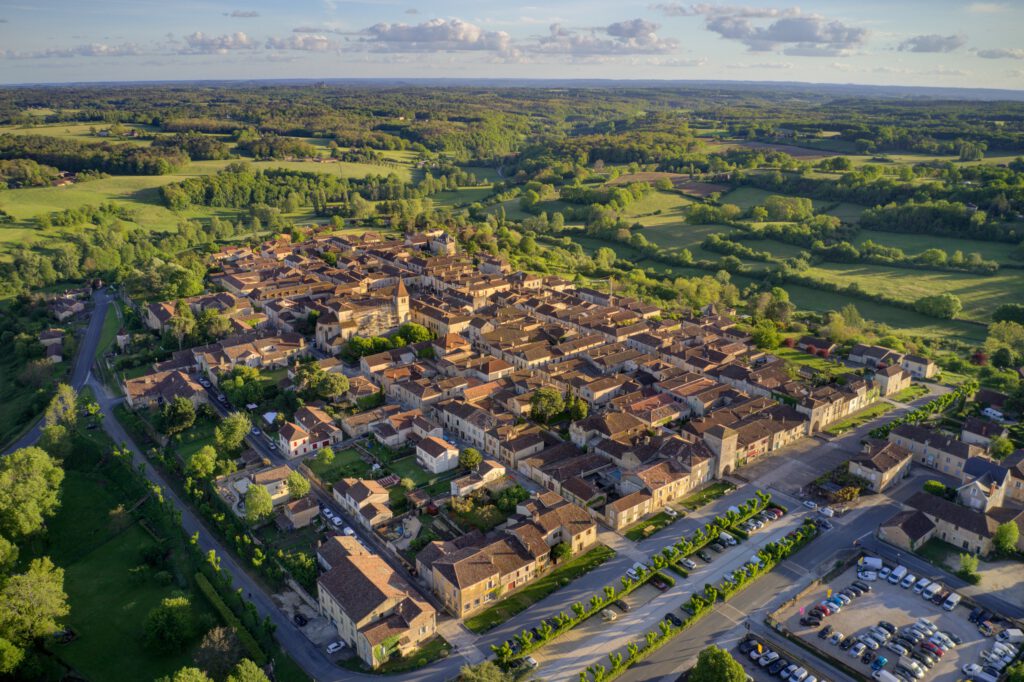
293;613;308;627
818;624;833;639
738;638;760;655
664;612;683;627
697;550;713;562
800;617;821;627
910;650;934;668
861;651;875;664
878;621;896;635
847;585;863;597
614;599;630;612
709;542;726;553
840;637;856;650
767;659;789;675
818;519;833;530
976;610;992;624
946;632;963;645
853;580;872;592
896;636;917;650
650;576;670;591
931;590;949;605
969;607;984;623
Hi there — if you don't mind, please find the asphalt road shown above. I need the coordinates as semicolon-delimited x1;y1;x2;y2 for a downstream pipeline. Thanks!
3;287;113;455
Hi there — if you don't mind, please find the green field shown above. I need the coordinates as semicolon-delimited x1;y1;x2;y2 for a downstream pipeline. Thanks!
305;447;371;483
822;202;869;223
720;187;828;211
803;262;1024;323
638;222;729;260
853;229;1021;264
773;346;849;378
0;122;157;144
621;190;694;224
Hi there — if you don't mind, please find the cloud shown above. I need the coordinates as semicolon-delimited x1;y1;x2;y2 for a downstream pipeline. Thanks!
293;25;345;34
726;61;793;69
977;47;1024;59
359;18;516;56
266;34;337;52
923;66;970;76
182;31;255;53
654;4;801;18
705;15;866;56
898;34;965;53
650;56;708;67
534;18;678;56
225;10;259;18
1;43;143;59
967;2;1007;12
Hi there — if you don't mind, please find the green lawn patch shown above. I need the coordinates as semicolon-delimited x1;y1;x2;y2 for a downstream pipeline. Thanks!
388;455;435;486
305;447;371;484
449;503;508;532
890;384;929;404
773;346;849;378
173;417;218;466
378;636;452;674
679;481;736;511
823;401;895;436
915;538;959;571
464;544;616;633
624;511;679;541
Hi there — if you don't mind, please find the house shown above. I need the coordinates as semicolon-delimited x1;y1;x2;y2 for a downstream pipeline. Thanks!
422;493;595;617
284;495;319;529
318;552;436;669
569;412;647;449
961;416;1008;449
317;534;370;571
145;301;177;332
278;405;343;458
123;370;208;410
900;354;937;379
848;440;912;493
1001;450;1024;505
957;457;1011;511
796;336;837;357
877;509;937;552
848;343;903;369
450;460;506;497
333;478;393;530
249;465;293;506
879;490;1024;557
874;365;911;398
887;424;983;477
415;436;459;474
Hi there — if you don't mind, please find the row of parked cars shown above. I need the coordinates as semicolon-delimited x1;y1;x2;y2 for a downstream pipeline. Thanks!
960;623;1021;682
846;617;959;681
856;563;961;612
739;636;826;682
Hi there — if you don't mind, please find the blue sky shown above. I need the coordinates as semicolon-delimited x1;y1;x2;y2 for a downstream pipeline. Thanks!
1;0;1022;88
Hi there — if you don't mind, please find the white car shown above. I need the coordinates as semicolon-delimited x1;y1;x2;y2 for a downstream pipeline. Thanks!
664;506;679;518
878;566;891;581
326;641;346;654
524;656;539;669
758;651;779;667
681;558;697;570
860;635;880;650
343;526;355;536
849;642;866;657
885;642;908;656
962;663;983;676
819;506;834;517
802;500;818;510
900;573;917;588
857;570;878;581
789;667;808;682
913;577;931;593
330;516;343;527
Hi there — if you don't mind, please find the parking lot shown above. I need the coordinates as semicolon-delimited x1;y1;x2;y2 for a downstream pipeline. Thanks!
776;563;990;681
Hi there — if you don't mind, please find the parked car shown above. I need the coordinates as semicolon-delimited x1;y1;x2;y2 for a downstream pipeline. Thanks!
781;663;799;678
681;558;697;570
878;566;892;581
819;506;835;517
860;635;879;650
601;609;617;622
650;575;670;591
293;613;308;626
900;573;917;588
878;621;896;635
847;585;863;597
829;632;845;645
857;570;878;582
818;519;833;530
708;542;726;553
912;578;931;594
697;550;713;562
524;656;538;669
885;642;908;656
738;639;760;655
614;599;630;612
664;612;683;627
664;506;679;518
751;647;769;661
850;642;867;657
853;580;872;592
790;667;808;681
326;641;346;654
803;500;818;510
768;659;789;675
840;637;856;650
871;656;888;671
758;651;779;667
861;650;874;665
818;624;833;638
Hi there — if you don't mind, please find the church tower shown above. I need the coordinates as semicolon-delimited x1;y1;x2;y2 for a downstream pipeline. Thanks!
394;279;410;324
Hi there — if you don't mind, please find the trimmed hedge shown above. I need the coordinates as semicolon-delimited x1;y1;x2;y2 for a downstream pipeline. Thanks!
195;572;267;665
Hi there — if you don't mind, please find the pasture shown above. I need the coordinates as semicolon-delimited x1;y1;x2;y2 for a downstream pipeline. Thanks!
853;229;1021;264
720;186;827;211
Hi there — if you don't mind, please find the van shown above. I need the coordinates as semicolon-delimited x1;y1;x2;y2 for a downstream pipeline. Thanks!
888;565;907;584
921;583;941;600
859;556;884;570
872;670;901;682
998;628;1024;644
719;531;738;546
942;592;961;611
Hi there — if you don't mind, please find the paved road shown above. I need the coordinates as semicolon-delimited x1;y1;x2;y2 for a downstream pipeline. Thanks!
3;288;113;455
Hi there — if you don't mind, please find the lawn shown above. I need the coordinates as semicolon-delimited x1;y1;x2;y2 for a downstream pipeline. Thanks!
720;186;827;211
678;481;736;511
388;455;439;487
449;502;509;533
823;401;895;436
890;384;930;404
773;346;849;378
822;201;868;223
172;417;218;466
463;544;616;633
305;447;371;484
624;511;679;541
915;537;960;571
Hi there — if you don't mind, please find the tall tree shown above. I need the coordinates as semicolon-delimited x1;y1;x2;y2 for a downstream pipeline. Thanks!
530;387;565;423
286;471;310;500
226;659;271;682
186;445;218;480
0;557;69;648
245;486;274;525
459;447;483;470
193;626;243;679
162;396;196;435
215;412;252;455
43;383;77;429
689;646;746;682
994;521;1020;555
144;595;195;653
0;447;64;539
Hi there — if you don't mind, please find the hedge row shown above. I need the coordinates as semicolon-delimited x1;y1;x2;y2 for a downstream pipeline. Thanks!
868;380;977;438
195;572;268;665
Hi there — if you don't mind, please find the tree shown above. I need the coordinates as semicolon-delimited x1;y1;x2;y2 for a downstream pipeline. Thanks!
39;424;71;459
225;658;271;682
286;471;310;500
398;322;432;343
994;521;1020;556
316;446;335;466
750;319;780;349
958;552;980;583
990;436;1014;460
215;412;252;455
158;668;213;682
162;396;196;435
0;447;64;539
594;247;617;270
245;485;274;524
193;626;243;680
43;383;77;429
458;661;515;682
187;445;218;480
567;394;589;420
168;305;196;349
315;372;349;400
400;477;415;491
144;595;195;653
0;557;69;649
459;447;482;470
915;293;963;320
552;542;572;563
530;387;565;423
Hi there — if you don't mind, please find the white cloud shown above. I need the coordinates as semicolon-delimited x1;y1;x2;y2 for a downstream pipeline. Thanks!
1;43;143;59
977;47;1024;59
898;34;966;53
182;32;255;54
967;2;1008;12
705;15;867;56
726;61;793;69
292;25;345;35
534;18;678;56
226;10;260;18
922;66;970;76
358;18;516;56
266;34;337;52
654;4;802;19
650;56;708;66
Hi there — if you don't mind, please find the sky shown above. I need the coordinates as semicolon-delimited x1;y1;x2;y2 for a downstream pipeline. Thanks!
0;1;1022;89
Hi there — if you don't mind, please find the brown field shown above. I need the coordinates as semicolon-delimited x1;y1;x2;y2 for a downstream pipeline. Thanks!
675;180;730;197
